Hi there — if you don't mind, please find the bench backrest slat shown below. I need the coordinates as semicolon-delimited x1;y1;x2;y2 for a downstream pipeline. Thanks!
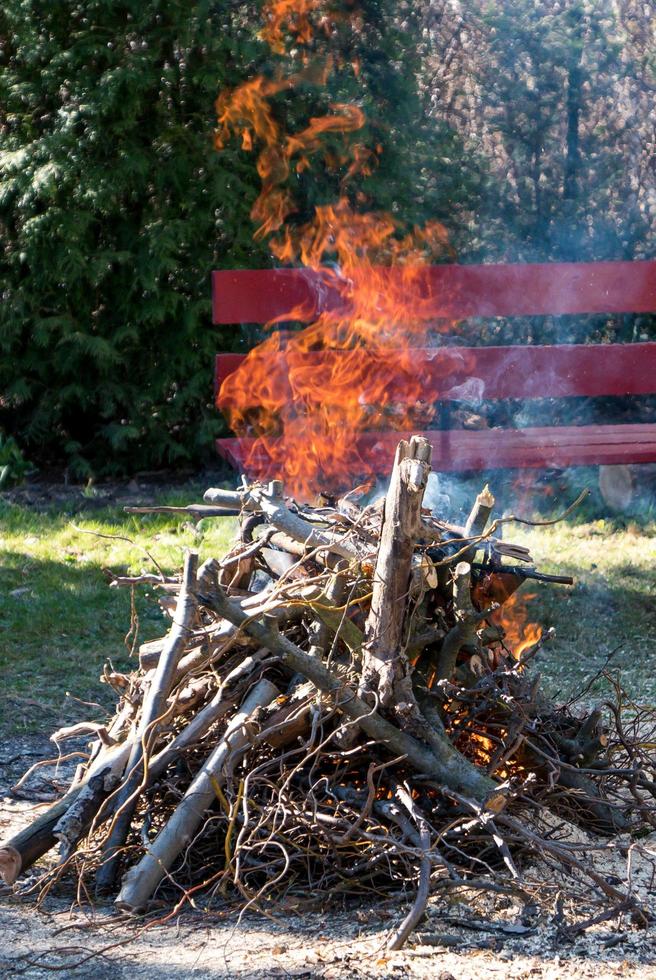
212;260;656;325
216;341;656;401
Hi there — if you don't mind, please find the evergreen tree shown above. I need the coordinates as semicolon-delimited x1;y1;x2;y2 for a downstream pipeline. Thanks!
0;0;484;475
426;0;656;266
0;1;267;475
320;0;483;241
477;0;637;263
424;0;656;344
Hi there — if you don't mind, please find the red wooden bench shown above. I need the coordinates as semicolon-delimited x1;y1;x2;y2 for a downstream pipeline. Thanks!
212;261;656;489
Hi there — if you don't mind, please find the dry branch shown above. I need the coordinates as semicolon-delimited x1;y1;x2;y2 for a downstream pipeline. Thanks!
2;440;654;950
96;550;199;893
205;584;499;803
115;679;280;912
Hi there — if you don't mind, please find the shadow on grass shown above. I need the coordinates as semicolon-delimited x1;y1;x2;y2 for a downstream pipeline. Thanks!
517;562;656;704
0;549;167;734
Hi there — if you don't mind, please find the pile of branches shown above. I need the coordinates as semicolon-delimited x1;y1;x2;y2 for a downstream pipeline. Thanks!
2;437;655;948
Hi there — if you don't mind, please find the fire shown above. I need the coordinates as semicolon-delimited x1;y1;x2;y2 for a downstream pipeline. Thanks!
260;0;334;55
470;731;495;765
214;1;456;498
473;573;542;660
496;590;543;660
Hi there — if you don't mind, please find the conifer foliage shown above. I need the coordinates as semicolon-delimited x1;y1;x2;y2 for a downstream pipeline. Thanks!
0;1;481;476
0;1;267;475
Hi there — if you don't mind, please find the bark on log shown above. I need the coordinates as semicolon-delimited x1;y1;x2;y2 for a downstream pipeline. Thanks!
198;488;245;509
434;562;493;684
471;564;574;587
360;436;432;710
53;770;119;861
115;679;280;912
251;484;361;561
0;739;133;885
308;561;350;657
463;485;495;562
555;766;630;835
96;550;199;893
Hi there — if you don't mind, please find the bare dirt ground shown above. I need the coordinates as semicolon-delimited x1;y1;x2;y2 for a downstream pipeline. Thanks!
2;737;656;980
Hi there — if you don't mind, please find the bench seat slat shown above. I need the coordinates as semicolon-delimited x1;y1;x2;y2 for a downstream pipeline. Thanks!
437;425;656;446
215;342;656;402
216;423;656;474
212;260;656;325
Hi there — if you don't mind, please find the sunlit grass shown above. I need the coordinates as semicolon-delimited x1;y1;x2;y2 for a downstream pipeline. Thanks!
1;484;655;736
510;518;656;704
0;496;236;733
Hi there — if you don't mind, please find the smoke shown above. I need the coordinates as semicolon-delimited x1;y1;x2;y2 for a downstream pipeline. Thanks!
214;0;655;516
419;0;656;516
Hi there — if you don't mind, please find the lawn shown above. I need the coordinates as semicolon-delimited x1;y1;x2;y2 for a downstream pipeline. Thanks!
510;517;656;704
1;486;655;737
0;490;236;734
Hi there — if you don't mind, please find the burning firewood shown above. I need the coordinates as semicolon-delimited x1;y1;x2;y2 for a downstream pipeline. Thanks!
1;438;655;946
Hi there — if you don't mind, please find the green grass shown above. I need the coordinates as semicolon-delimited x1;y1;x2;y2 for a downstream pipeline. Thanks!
1;490;655;737
0;494;236;734
510;516;656;704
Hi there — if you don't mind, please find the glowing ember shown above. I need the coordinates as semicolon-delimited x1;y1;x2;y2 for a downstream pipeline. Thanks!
214;1;455;498
469;731;495;765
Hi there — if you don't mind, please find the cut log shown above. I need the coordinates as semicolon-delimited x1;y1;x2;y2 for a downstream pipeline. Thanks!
598;464;637;512
0;739;133;885
360;436;432;712
598;462;656;512
599;463;656;513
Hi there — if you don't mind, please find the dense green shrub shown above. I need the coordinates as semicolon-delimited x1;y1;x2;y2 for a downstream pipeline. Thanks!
0;1;270;476
0;1;483;476
0;430;31;487
8;2;647;476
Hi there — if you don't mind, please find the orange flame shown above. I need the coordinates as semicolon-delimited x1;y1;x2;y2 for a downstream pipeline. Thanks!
260;0;334;54
473;573;543;660
496;590;543;660
214;1;455;497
